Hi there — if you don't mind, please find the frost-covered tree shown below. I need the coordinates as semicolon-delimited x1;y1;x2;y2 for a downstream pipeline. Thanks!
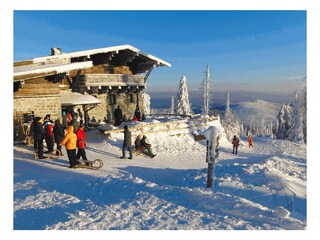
170;96;175;114
142;92;151;115
176;75;191;115
201;65;212;116
222;92;242;141
276;89;306;143
276;103;292;139
287;90;304;143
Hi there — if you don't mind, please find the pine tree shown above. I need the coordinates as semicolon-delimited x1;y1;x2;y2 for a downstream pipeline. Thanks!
176;75;191;115
201;65;211;116
288;90;304;143
276;103;292;139
222;92;242;141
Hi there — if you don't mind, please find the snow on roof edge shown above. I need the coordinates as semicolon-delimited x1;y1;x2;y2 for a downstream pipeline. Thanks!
14;61;93;77
32;45;171;67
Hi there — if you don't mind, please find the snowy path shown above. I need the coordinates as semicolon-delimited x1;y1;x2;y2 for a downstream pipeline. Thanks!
13;130;306;230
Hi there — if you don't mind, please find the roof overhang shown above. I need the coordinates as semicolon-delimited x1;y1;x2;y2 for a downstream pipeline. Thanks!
32;45;171;68
14;62;93;82
60;91;101;106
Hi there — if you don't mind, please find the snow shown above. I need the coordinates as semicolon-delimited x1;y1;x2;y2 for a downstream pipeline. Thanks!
32;44;171;67
14;61;93;77
233;99;282;126
61;91;101;106
12;115;307;238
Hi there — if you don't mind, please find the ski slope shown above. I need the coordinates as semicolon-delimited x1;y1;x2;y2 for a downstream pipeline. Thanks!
13;117;306;237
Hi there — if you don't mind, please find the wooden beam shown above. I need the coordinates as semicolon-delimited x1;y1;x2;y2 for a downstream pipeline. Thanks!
14;60;33;67
14;71;57;82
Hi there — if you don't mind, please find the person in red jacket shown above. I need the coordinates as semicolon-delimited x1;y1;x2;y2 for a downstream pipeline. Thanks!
76;123;88;162
44;121;54;154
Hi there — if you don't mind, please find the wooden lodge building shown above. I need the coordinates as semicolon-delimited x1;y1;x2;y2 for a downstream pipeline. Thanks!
14;45;171;126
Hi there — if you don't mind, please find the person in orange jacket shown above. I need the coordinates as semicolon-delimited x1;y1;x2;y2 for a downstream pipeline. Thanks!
59;124;78;168
248;134;253;148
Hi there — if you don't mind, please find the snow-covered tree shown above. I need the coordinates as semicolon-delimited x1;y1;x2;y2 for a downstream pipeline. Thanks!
276;103;292;139
221;92;242;142
176;75;191;115
170;96;175;114
287;90;304;143
201;65;212;116
142;92;151;115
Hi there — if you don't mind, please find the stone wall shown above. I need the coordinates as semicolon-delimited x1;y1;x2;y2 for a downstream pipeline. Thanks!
14;95;62;121
84;91;144;124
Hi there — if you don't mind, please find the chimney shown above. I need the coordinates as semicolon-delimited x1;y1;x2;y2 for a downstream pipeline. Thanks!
51;47;62;56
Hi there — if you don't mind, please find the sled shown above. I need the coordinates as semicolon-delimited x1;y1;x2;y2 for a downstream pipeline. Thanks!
132;148;156;159
74;159;103;170
34;149;61;160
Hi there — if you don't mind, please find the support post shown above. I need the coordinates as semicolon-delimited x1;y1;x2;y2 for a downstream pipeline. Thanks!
207;162;213;188
194;132;219;189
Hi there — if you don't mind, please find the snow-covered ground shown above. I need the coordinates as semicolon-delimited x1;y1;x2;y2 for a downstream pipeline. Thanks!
13;117;306;235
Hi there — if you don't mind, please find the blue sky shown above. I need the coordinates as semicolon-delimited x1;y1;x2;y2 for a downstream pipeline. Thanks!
14;10;306;94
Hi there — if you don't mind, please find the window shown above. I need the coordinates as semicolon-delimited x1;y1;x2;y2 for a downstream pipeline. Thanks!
109;94;116;104
128;94;134;103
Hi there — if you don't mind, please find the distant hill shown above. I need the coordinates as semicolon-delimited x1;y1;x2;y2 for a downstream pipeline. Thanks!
149;90;294;109
232;99;282;127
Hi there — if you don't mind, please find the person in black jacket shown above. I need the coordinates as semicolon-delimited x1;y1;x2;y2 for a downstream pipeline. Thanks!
114;105;123;126
33;116;45;159
134;106;141;121
53;119;65;156
120;125;132;159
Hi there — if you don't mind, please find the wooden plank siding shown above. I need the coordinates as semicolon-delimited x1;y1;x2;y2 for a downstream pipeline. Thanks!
80;74;145;87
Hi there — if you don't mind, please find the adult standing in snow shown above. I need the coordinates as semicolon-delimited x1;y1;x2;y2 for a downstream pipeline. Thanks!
134;106;141;121
232;135;240;154
141;135;156;158
33;116;46;159
59;124;78;168
247;134;253;148
44;120;54;154
121;125;133;159
76;123;88;163
114;105;123;126
53;119;65;156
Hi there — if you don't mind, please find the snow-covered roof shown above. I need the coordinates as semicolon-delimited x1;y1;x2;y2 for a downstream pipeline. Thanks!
32;45;171;68
60;91;101;106
14;62;93;82
14;45;171;82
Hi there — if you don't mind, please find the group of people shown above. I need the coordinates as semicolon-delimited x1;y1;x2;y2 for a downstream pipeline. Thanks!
231;134;254;154
121;125;156;159
114;105;146;126
31;111;88;168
